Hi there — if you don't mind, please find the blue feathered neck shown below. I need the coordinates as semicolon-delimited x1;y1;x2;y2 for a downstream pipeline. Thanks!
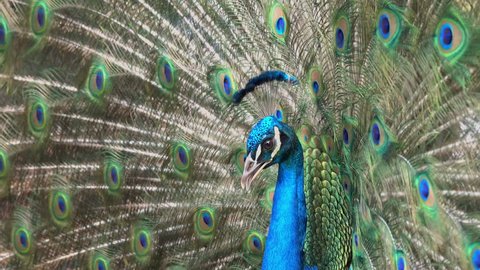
262;139;306;270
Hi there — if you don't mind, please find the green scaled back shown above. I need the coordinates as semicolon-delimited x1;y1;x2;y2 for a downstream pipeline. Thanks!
267;1;289;43
208;67;237;104
242;230;266;266
303;135;352;268
193;206;217;244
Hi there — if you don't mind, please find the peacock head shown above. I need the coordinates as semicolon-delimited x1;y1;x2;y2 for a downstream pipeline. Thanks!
241;116;299;190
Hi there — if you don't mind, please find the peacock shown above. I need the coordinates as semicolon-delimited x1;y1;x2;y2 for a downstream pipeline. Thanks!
0;0;479;269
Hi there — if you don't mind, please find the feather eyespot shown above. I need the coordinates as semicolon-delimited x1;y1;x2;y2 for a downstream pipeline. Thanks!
13;227;32;255
296;124;313;148
31;1;51;35
172;143;192;180
415;173;436;209
193;207;216;243
27;98;50;139
308;67;323;99
268;2;289;41
334;16;350;52
0;149;9;178
434;12;468;63
89;253;110;270
49;191;73;226
209;67;237;104
130;225;153;263
133;229;151;257
233;148;246;173
0;16;11;51
157;56;176;91
369;116;391;155
94;257;109;270
243;230;266;265
376;8;402;48
104;162;123;193
275;108;284;122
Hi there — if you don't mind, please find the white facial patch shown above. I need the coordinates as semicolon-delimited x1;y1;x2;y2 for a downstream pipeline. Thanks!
271;126;282;160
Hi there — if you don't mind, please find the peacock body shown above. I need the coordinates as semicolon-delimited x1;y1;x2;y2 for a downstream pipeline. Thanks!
0;0;478;269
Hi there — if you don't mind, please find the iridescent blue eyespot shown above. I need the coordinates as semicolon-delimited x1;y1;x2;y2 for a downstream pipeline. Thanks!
223;76;231;95
439;23;453;50
36;5;45;27
419;178;430;202
139;232;148;248
178;147;187;165
97;260;105;270
371;123;380;145
354;233;358;247
164;63;172;83
276;18;285;35
57;195;66;213
202;212;212;227
0;21;6;45
397;256;405;270
472;249;480;269
0;16;10;52
275;108;284;122
343;128;349;145
36;105;44;125
312;81;319;94
110;167;118;184
379;14;390;38
95;70;104;91
253;236;261;249
336;28;345;49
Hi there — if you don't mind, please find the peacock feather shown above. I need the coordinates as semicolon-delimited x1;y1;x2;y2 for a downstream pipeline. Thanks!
0;0;478;269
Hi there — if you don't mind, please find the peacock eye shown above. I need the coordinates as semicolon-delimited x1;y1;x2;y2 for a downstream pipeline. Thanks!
262;139;274;151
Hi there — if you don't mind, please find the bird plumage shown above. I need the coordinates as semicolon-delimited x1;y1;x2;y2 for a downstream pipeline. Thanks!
0;0;478;269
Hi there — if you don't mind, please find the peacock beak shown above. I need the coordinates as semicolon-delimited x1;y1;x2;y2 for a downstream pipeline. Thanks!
241;152;268;190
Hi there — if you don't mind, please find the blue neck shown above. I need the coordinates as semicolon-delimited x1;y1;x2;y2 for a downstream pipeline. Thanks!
262;143;306;270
